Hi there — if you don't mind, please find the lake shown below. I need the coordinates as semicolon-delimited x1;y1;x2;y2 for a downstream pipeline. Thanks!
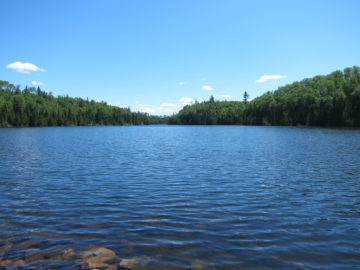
0;126;359;269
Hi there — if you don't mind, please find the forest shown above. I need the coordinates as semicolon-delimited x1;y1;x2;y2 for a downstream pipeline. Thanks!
1;66;360;128
169;66;360;127
0;81;149;127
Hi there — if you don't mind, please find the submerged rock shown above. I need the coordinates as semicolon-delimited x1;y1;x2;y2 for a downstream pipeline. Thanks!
43;246;75;261
119;256;152;270
190;259;207;270
63;248;76;260
0;259;25;270
25;248;44;262
79;246;118;269
190;260;218;270
0;242;13;254
15;239;42;250
0;259;12;266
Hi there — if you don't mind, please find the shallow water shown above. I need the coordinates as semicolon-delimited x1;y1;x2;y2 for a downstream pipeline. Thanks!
0;126;359;269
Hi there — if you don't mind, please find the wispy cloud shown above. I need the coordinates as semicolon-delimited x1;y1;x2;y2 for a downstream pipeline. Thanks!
31;81;44;86
6;61;45;74
157;103;179;114
202;85;213;91
160;103;177;107
136;103;155;114
158;107;175;113
137;102;180;115
137;103;152;107
179;97;193;105
179;82;186;85
256;75;287;83
217;94;232;99
200;78;207;81
138;107;155;113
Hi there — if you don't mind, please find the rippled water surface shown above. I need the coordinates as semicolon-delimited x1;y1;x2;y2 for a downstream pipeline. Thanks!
0;126;360;269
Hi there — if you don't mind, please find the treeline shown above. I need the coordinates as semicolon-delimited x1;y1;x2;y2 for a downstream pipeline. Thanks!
169;66;360;127
2;66;359;128
0;81;149;127
148;115;170;125
168;96;246;125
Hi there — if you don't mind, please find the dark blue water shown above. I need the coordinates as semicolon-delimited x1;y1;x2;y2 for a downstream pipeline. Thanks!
0;126;359;269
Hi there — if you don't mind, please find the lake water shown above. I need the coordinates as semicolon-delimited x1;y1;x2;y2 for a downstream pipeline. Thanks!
0;126;359;269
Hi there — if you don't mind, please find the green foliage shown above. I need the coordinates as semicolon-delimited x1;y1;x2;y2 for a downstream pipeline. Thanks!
148;115;170;125
0;81;151;127
170;66;360;127
3;66;359;128
170;97;246;125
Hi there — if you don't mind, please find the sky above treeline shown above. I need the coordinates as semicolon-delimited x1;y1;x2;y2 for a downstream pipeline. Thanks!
1;0;359;115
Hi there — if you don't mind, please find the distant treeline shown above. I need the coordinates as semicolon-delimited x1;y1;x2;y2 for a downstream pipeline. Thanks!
0;81;149;127
2;66;360;128
169;66;360;127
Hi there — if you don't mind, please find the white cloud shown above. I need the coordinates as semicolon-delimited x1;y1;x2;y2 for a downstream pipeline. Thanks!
179;97;193;105
179;82;186;85
202;85;213;91
6;61;45;74
137;103;152;107
218;94;232;98
137;103;155;113
200;78;207;81
158;104;178;114
139;107;155;113
156;106;176;115
160;103;177;107
31;81;44;86
256;75;287;83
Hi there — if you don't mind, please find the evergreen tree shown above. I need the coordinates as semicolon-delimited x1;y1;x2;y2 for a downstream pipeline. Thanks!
243;91;249;103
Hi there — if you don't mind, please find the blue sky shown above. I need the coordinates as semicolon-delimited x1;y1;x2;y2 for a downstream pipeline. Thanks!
1;0;359;115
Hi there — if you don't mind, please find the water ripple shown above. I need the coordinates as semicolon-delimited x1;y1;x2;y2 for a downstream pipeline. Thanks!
0;126;360;269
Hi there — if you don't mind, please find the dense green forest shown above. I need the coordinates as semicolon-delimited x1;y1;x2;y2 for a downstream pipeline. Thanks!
169;66;360;127
0;80;149;127
2;66;360;128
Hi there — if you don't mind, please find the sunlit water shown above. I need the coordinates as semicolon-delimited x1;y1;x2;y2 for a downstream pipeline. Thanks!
0;126;359;269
